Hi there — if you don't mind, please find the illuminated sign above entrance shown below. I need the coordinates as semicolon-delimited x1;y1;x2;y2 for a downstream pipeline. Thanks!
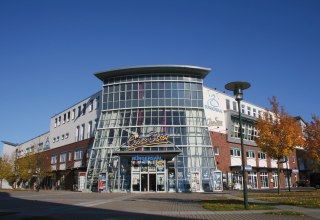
126;131;170;150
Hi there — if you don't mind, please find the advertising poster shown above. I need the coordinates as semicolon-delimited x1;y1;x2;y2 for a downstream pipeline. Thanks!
131;160;140;172
132;173;140;185
157;160;165;172
148;161;156;172
98;173;107;192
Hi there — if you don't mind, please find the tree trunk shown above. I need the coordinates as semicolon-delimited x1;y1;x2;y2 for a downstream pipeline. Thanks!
277;162;280;194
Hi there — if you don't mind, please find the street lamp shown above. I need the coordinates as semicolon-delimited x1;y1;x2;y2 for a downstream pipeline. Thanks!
225;81;251;209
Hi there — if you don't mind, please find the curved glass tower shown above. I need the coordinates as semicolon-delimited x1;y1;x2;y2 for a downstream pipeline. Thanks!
86;65;217;192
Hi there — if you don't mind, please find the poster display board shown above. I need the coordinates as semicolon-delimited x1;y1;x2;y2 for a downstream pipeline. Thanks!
98;172;107;192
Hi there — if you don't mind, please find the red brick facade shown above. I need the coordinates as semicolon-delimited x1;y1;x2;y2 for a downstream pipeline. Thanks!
210;131;299;189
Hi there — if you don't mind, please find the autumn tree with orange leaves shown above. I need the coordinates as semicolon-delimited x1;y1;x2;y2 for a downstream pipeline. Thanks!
255;96;304;194
304;115;320;171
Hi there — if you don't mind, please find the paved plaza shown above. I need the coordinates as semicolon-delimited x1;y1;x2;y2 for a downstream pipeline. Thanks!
0;190;319;220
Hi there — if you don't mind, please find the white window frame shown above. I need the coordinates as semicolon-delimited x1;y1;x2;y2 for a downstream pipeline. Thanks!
246;150;255;158
230;148;241;157
51;155;57;164
74;149;83;160
60;152;66;163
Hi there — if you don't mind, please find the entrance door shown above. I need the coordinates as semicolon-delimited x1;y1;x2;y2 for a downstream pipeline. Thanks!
141;174;148;192
149;174;156;192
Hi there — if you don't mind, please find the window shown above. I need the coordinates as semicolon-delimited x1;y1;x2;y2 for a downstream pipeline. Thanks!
253;108;257;117
232;101;237;111
258;110;262;117
241;104;245;114
38;142;43;151
88;121;93;138
213;146;219;155
58;116;61;126
74;149;83;160
67;111;70;122
61;134;65;140
231;118;258;141
78;106;81;117
60;152;66;163
272;171;279;188
51;155;57;164
54;118;57;128
292;156;295;163
66;133;69;139
95;118;98;130
86;148;91;158
63;113;66;124
247;106;251;116
53;138;56;143
76;126;80;141
68;151;73;161
83;103;86;115
81;124;85;140
89;99;93;112
230;148;241;157
226;99;230;110
72;109;76;120
246;150;255;158
258;152;267;159
95;96;100;109
56;136;60;142
260;171;269;188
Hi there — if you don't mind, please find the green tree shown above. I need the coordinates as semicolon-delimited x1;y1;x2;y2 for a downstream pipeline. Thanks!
16;153;37;188
0;156;14;189
255;96;304;194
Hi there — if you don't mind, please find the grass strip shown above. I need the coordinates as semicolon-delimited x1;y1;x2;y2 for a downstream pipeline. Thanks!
266;210;305;216
260;197;320;208
246;190;320;198
201;199;275;211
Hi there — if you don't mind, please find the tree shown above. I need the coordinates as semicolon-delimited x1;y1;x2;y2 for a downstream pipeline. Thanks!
0;156;14;189
255;96;304;194
15;153;37;188
304;115;320;171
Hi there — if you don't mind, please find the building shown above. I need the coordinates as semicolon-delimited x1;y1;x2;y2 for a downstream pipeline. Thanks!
2;65;303;192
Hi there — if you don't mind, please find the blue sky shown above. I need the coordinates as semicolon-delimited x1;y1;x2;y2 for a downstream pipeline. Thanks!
1;0;320;154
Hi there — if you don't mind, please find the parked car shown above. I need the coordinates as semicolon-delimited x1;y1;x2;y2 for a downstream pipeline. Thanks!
309;173;320;189
296;179;309;187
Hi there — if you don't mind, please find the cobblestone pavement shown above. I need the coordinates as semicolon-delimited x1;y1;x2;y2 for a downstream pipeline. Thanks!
0;190;318;220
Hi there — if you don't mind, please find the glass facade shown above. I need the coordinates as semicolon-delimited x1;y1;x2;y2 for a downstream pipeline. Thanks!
85;67;217;192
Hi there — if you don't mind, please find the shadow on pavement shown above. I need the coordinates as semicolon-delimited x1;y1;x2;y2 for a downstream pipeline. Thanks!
0;191;187;220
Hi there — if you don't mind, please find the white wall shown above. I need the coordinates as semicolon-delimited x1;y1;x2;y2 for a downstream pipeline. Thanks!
203;86;266;133
15;132;50;158
49;91;102;149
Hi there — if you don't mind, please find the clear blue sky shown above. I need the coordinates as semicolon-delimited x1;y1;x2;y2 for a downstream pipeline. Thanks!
1;0;320;154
